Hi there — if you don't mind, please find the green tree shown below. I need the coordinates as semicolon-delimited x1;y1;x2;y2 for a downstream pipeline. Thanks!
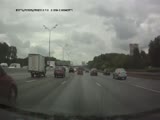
149;36;160;67
140;50;149;68
9;46;17;60
0;42;10;63
132;48;142;68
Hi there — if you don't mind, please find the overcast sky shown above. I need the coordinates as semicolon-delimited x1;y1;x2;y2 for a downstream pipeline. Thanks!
0;0;160;65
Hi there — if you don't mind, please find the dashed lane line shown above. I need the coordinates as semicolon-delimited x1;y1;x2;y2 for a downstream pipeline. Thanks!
96;82;102;87
61;81;67;85
26;80;36;83
120;80;160;94
131;84;160;94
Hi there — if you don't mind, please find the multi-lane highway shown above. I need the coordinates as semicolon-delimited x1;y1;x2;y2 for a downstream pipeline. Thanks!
7;70;160;117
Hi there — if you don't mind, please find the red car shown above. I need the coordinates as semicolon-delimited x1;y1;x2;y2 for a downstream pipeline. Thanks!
54;66;65;78
0;66;17;106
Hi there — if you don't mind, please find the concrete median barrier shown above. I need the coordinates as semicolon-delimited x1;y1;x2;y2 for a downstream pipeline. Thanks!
127;72;160;80
3;68;28;74
2;67;53;74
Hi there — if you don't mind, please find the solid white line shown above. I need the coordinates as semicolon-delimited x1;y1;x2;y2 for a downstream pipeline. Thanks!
96;82;102;87
26;80;36;83
130;84;160;94
61;81;66;85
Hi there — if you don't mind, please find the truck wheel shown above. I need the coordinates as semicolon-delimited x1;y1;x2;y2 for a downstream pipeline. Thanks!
43;73;46;77
31;73;34;78
37;73;40;77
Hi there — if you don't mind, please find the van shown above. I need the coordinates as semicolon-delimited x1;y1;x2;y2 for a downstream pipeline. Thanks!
9;63;21;68
0;63;8;67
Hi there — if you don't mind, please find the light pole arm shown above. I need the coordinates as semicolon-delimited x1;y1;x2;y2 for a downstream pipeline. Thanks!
43;24;58;66
49;31;51;63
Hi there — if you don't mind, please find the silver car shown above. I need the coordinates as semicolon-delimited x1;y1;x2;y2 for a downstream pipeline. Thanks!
113;68;127;80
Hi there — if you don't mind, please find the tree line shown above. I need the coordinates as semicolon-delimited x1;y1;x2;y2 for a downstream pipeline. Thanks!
0;42;57;67
0;42;18;66
88;35;160;70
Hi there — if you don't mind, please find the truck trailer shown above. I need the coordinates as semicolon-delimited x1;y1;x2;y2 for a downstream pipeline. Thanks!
28;54;46;77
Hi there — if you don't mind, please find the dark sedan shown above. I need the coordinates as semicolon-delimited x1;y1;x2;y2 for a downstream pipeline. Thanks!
90;68;98;76
69;67;74;73
103;68;110;75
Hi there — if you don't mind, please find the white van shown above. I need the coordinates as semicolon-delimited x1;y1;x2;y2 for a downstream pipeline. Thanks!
0;63;8;67
9;63;21;68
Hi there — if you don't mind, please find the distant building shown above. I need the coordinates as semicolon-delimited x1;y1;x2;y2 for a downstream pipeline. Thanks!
129;44;139;56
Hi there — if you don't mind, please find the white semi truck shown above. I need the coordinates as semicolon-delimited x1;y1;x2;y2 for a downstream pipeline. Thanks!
28;54;46;77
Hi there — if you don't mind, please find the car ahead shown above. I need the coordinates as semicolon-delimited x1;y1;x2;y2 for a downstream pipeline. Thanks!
9;63;21;68
74;68;77;72
113;68;127;80
0;66;17;106
85;69;89;73
90;68;98;76
54;66;65;78
0;63;8;67
77;68;83;75
103;68;110;75
69;67;74;73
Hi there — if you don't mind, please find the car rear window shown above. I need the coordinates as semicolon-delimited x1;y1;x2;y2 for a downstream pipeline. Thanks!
55;67;63;70
118;69;125;72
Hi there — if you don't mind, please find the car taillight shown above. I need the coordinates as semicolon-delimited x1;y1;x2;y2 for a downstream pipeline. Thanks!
56;70;62;73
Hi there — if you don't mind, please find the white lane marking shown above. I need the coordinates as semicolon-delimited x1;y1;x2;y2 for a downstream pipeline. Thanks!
130;84;160;94
96;82;102;87
61;81;66;85
26;80;36;83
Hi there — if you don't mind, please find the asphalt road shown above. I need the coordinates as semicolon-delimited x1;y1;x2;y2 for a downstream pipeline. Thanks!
7;71;160;117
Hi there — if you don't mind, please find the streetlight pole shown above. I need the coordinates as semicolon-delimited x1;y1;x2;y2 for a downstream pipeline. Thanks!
43;24;58;66
49;31;51;60
63;44;68;60
56;43;68;61
62;47;64;60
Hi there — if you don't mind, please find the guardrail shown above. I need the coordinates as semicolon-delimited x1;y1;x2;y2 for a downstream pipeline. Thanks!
3;67;53;74
3;68;28;73
127;72;160;80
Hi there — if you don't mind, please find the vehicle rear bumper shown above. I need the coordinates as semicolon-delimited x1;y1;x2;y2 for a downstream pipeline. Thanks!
90;73;98;76
29;71;45;73
54;73;65;76
118;75;127;79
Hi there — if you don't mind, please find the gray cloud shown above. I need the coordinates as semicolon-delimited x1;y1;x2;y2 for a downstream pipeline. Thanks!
71;31;98;45
86;6;125;19
29;45;48;56
0;0;160;64
85;0;160;53
69;31;107;59
110;18;138;40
